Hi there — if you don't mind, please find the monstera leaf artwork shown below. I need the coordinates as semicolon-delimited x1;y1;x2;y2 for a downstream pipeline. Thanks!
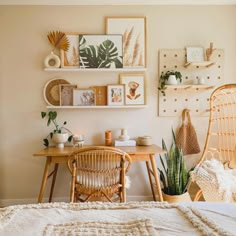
79;35;123;69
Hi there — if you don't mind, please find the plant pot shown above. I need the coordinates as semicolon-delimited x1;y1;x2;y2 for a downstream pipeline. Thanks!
162;191;192;203
52;133;68;148
166;75;178;85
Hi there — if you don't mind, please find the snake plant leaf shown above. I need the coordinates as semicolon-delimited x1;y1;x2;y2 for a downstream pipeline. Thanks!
47;31;69;51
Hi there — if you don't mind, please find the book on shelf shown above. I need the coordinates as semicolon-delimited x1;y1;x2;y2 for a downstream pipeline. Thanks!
114;140;136;147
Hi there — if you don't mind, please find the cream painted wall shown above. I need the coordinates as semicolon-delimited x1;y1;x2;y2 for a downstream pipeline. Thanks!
0;5;236;206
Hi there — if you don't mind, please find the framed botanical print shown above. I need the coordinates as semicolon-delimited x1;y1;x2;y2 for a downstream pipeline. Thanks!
120;74;145;105
60;33;79;68
79;34;123;69
90;86;107;106
107;84;125;106
59;84;77;106
106;16;146;68
73;88;96;106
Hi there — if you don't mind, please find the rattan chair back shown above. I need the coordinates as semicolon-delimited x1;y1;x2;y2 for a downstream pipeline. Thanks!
68;146;132;203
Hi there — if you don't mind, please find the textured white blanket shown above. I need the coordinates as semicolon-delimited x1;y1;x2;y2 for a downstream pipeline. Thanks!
0;201;235;236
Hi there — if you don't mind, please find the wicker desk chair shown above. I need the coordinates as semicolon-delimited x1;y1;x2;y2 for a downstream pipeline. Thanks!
191;84;236;202
67;146;132;203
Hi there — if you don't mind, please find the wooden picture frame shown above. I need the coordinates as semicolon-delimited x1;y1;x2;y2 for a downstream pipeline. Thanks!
120;73;145;105
79;34;123;69
90;86;107;106
186;47;205;63
60;33;79;68
73;88;96;106
59;84;77;106
105;16;146;68
107;84;125;106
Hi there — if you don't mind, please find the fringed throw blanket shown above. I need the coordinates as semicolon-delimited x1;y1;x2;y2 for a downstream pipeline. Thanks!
0;201;236;236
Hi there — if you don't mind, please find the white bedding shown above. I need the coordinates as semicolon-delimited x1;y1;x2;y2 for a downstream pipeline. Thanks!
0;201;235;236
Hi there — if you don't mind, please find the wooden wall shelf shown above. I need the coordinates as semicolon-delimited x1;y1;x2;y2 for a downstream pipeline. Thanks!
46;105;147;109
165;85;215;90
44;68;147;72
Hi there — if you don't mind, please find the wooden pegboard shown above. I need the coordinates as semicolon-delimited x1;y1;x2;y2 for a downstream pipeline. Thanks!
158;48;224;116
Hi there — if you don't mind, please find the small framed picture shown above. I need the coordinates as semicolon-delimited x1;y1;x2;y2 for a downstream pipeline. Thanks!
60;33;79;68
59;84;77;106
90;86;107;106
73;88;96;106
107;84;125;106
186;47;205;63
120;74;145;105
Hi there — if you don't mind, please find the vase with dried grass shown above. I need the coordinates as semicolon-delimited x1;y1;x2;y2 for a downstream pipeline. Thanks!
44;31;69;68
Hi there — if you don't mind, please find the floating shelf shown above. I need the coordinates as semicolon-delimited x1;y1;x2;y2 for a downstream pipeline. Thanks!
165;85;215;90
44;68;147;72
46;105;147;109
184;61;215;68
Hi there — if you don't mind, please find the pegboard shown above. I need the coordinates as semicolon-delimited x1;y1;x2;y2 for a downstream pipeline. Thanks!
158;48;224;116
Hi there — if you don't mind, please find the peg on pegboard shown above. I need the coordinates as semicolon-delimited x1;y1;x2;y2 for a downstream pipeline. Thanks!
206;42;215;61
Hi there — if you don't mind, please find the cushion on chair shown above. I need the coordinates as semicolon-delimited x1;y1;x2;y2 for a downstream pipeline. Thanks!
191;159;236;202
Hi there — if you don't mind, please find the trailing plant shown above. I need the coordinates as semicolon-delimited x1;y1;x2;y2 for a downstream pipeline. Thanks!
158;70;182;96
41;111;73;147
79;35;123;69
158;129;192;195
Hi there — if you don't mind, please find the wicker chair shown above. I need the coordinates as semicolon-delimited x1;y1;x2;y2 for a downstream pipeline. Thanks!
67;146;132;203
191;84;236;202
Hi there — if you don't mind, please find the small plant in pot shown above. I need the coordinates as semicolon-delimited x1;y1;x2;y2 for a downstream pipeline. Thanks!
158;129;192;203
41;111;73;148
158;70;182;96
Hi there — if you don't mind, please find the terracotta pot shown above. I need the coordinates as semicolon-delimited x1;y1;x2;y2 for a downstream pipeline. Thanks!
162;191;192;203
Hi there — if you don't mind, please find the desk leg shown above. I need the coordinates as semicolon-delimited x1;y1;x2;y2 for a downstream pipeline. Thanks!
49;163;59;202
38;157;51;203
145;161;156;201
149;154;163;202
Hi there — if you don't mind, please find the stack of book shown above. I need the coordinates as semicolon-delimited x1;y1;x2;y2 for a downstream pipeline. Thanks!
114;140;136;147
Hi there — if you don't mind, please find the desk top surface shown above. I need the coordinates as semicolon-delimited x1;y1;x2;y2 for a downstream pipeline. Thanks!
33;144;165;157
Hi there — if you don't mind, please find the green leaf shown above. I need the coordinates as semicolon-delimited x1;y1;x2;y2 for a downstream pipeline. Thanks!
43;138;49;147
41;112;46;118
68;135;73;142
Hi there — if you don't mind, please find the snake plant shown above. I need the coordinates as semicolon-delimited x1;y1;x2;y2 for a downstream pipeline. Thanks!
158;129;190;195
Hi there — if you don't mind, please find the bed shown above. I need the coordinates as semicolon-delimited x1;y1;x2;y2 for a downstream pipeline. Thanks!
0;201;235;236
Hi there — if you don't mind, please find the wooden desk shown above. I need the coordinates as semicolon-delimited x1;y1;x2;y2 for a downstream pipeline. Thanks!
33;145;165;203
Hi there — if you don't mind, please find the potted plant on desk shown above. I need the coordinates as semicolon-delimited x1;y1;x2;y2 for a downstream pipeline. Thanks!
158;70;182;96
158;129;192;203
41;111;73;148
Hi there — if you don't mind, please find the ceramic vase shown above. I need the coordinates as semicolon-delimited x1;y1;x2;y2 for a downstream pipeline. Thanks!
52;133;68;148
44;51;61;68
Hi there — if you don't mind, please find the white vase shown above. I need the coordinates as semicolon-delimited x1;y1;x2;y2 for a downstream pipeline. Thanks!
44;51;61;68
166;75;178;85
119;128;130;141
52;133;68;148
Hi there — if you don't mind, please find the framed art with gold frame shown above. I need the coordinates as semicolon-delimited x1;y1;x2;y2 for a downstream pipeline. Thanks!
60;33;79;68
120;73;145;105
107;84;125;106
59;84;77;106
105;16;146;68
